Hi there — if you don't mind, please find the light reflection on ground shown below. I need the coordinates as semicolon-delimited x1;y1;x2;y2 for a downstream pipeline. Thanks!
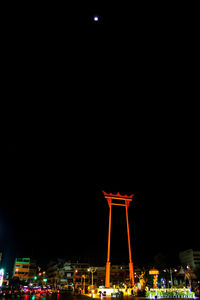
0;295;198;300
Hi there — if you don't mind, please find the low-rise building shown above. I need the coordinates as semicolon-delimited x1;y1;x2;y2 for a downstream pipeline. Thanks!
13;258;37;281
46;260;61;286
96;264;141;287
46;259;90;289
46;260;141;289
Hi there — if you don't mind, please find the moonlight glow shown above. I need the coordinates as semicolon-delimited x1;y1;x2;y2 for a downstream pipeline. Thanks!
93;16;99;22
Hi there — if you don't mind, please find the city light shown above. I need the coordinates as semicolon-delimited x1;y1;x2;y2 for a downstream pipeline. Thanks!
0;269;4;287
1;190;199;298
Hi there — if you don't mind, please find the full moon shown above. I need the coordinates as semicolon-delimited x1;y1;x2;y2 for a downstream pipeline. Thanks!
93;16;99;22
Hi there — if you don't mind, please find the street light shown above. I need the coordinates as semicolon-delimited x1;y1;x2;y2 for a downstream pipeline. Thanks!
88;267;97;287
163;268;177;287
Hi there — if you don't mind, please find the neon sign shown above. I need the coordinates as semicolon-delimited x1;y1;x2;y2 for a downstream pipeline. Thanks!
149;269;159;275
0;269;4;287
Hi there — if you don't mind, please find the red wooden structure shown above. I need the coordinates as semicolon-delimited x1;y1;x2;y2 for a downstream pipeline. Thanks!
103;191;135;288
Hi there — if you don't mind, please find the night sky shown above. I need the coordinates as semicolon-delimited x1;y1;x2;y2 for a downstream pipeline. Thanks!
2;2;199;275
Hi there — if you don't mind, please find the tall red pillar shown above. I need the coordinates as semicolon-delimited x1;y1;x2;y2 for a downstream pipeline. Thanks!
105;198;112;288
125;201;135;287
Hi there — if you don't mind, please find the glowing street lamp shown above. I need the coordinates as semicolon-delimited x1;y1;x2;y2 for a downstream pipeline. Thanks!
88;267;97;287
163;268;177;287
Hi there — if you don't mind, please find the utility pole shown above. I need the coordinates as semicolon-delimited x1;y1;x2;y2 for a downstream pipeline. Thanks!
170;268;173;287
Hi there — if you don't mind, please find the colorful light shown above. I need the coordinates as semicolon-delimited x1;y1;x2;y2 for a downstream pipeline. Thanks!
0;269;4;287
161;277;166;288
153;275;158;288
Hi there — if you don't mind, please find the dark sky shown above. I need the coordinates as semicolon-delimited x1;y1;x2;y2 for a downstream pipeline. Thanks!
2;2;199;274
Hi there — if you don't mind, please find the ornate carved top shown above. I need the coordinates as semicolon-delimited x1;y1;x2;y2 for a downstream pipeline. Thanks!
102;191;134;201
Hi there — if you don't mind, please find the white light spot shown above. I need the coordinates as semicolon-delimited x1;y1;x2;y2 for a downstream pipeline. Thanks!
94;16;99;22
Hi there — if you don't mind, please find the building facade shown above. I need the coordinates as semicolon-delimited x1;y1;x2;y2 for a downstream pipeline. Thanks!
95;265;141;287
13;258;37;281
179;249;200;269
46;260;141;289
46;260;90;290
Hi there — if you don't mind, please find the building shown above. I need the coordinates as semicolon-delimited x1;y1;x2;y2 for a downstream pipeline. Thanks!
179;249;200;270
73;262;90;291
46;259;90;290
110;265;129;285
46;260;141;289
13;258;37;281
96;265;142;287
46;260;61;286
96;266;105;286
